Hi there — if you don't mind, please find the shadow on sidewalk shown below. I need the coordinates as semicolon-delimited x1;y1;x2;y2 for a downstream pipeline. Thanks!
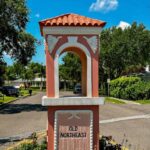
0;104;47;114
0;138;13;145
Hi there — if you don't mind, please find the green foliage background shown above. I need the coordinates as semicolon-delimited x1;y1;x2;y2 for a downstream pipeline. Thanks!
110;76;150;100
100;22;150;80
0;0;36;86
59;53;81;84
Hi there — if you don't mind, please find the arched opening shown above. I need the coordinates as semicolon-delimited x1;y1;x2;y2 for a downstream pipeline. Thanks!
59;52;81;97
59;47;87;97
54;45;92;98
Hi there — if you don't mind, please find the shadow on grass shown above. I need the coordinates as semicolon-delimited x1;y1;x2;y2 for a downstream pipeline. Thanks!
0;104;47;114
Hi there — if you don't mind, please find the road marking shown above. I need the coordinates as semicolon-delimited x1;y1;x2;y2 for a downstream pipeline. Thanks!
100;114;150;124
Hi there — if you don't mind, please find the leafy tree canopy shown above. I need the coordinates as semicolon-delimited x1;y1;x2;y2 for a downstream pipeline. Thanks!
0;60;6;85
4;62;46;81
0;0;36;85
100;22;150;80
0;0;36;65
59;53;81;82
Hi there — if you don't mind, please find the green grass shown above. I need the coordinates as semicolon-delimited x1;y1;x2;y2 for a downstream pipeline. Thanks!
106;97;150;104
135;100;150;104
0;89;39;105
19;89;31;96
105;97;126;104
19;89;37;96
0;95;16;104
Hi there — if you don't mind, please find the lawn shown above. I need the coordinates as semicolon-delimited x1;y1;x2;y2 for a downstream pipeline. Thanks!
0;89;38;105
105;97;150;104
135;100;150;104
105;97;126;104
19;89;36;96
0;95;16;104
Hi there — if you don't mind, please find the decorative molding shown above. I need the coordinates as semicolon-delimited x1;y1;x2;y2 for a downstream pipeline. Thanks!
90;111;93;150
54;41;92;98
42;96;105;106
47;35;62;53
54;112;57;150
84;36;98;53
54;110;93;150
68;112;81;120
67;36;78;43
43;27;102;36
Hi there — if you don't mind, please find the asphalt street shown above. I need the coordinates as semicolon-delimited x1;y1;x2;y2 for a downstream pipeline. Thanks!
100;103;150;150
0;92;150;149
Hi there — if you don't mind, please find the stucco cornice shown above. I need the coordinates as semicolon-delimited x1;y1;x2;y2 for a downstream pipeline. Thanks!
43;27;102;36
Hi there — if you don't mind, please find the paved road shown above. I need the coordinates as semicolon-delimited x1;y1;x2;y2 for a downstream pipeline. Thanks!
0;92;47;138
0;92;150;149
100;103;150;150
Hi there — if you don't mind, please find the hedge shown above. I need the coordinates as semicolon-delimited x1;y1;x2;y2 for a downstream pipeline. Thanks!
110;76;150;100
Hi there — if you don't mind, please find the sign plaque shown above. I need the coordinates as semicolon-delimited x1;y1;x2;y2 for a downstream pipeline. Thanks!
54;110;93;150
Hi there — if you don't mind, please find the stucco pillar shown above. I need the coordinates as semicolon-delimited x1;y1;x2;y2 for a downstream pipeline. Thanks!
81;57;87;96
45;42;55;97
92;54;99;97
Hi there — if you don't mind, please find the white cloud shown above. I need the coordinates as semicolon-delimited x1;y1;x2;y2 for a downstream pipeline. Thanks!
89;0;118;12
35;13;40;18
117;21;131;30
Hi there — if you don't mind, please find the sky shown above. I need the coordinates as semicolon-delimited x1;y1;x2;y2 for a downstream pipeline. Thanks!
4;0;150;65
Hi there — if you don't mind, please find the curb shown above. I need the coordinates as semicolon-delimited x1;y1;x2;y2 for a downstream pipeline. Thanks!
0;93;37;110
0;130;46;150
0;130;46;144
109;97;141;105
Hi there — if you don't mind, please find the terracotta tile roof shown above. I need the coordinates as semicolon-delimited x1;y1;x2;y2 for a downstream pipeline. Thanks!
39;13;106;35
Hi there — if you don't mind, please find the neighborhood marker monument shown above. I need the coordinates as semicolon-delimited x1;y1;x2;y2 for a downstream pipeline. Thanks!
39;13;106;150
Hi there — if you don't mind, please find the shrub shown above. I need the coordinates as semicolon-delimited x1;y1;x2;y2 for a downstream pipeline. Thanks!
14;135;125;150
13;140;47;150
110;76;150;100
13;133;47;150
100;136;122;150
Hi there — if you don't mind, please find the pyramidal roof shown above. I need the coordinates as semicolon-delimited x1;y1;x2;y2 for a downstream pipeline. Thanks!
39;13;106;35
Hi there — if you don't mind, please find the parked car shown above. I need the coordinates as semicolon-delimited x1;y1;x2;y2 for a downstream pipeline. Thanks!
74;84;82;94
1;86;19;97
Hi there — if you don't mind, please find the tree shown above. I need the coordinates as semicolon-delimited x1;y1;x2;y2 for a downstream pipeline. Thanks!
13;63;24;79
11;32;36;65
100;22;150;82
5;62;46;81
100;27;128;79
27;62;45;90
0;0;36;85
0;60;6;86
59;53;81;89
28;62;45;78
5;66;17;83
5;63;25;82
21;67;34;81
